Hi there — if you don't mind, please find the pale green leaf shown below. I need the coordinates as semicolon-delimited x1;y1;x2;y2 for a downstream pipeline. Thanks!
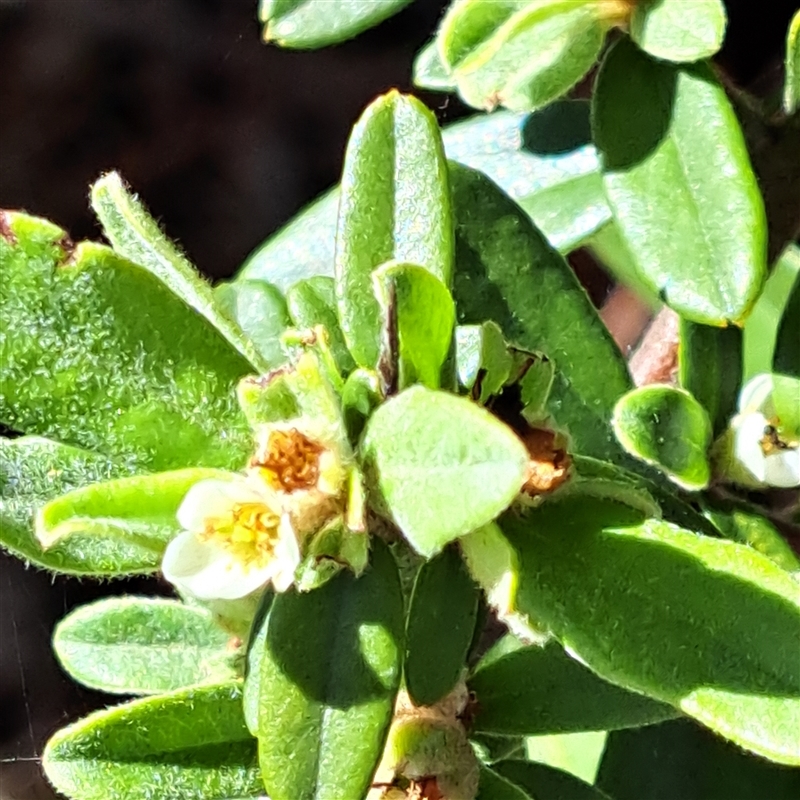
784;10;800;114
413;39;456;90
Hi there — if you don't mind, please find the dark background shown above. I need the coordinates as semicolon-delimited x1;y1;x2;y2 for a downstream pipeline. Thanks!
1;1;796;798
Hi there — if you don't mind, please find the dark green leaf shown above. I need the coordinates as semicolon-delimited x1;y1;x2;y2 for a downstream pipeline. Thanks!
597;718;800;800
593;39;767;324
469;636;677;736
53;597;238;694
450;162;632;461
679;320;743;436
257;539;404;800
361;386;528;557
335;91;453;368
495;759;613;800
525;731;607;785
785;10;800;114
214;279;290;369
341;368;382;444
0;437;167;577
374;261;456;390
0;212;253;471
259;0;413;49
405;544;479;706
477;764;533;800
91;172;267;372
774;263;800;378
439;0;610;112
630;0;727;62
503;496;800;764
43;682;262;800
612;386;712;490
286;276;355;373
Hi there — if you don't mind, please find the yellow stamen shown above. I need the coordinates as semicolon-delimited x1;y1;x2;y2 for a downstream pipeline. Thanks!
202;501;281;567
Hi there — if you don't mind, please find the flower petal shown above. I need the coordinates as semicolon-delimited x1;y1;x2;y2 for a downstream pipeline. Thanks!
271;515;301;593
162;530;274;600
764;449;800;488
739;373;773;413
733;411;769;484
177;477;265;532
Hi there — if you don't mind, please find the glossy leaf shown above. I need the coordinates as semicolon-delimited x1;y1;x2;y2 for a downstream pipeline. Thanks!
502;497;800;765
495;759;613;800
594;39;767;324
612;385;712;490
774;265;800;378
91;171;267;371
704;505;800;573
679;321;743;436
477;764;533;800
53;597;237;694
286;276;355;373
43;683;262;800
374;261;456;390
439;0;611;113
785;10;800;114
361;386;528;557
450;162;632;461
455;322;513;401
597;718;800;800
469;636;677;736
743;244;800;379
630;0;727;63
214;279;290;369
413;39;456;90
405;544;479;706
257;539;403;800
259;0;413;49
0;437;168;577
0;212;253;471
335;91;453;368
36;467;230;553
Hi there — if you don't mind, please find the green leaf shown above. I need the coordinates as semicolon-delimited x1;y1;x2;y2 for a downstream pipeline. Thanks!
774;264;800;378
439;0;610;113
679;321;743;437
612;385;712;490
373;261;456;391
0;212;253;471
525;731;607;785
91;171;267;372
469;636;677;736
593;39;767;324
630;0;727;63
286;276;355;373
597;718;800;800
450;162;632;461
744;245;800;379
502;496;800;765
703;504;800;573
784;10;800;114
53;597;238;694
214;279;290;369
257;539;403;800
455;322;514;401
413;39;456;90
405;544;479;706
259;0;413;49
43;682;262;800
36;467;230;557
361;386;528;557
494;759;613;800
0;437;163;577
335;91;453;368
477;764;533;800
341;368;382;444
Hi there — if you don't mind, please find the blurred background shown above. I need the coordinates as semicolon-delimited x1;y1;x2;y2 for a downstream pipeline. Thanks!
0;0;796;797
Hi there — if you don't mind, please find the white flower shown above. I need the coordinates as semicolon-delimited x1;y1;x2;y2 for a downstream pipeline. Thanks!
162;477;300;600
732;411;800;488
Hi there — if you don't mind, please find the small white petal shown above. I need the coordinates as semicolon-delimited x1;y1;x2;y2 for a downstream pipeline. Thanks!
177;477;264;532
764;449;800;488
739;374;774;414
271;515;301;592
162;530;274;600
733;412;769;483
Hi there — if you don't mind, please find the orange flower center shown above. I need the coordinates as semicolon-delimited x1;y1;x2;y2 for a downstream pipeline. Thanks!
251;428;324;493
